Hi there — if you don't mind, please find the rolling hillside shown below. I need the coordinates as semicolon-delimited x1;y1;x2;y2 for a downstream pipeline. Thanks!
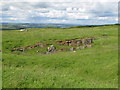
2;25;118;88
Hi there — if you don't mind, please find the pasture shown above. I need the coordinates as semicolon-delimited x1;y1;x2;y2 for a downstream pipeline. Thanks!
2;25;118;88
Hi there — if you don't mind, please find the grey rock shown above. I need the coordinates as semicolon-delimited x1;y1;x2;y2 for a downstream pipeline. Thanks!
47;45;56;52
76;40;82;46
81;39;85;44
80;46;85;49
70;47;74;51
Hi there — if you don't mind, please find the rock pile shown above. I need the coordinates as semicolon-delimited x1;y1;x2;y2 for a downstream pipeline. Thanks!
56;37;96;46
11;43;49;52
11;37;96;54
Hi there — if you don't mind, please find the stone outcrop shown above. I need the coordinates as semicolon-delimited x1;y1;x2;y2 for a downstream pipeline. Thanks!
47;45;56;52
11;43;49;52
56;37;96;46
11;37;96;54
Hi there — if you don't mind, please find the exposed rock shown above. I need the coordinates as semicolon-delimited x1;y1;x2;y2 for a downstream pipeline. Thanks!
76;40;82;46
47;45;56;53
11;48;25;52
85;38;93;45
45;52;50;54
70;47;76;51
86;44;92;48
56;37;96;46
11;37;96;54
80;46;85;49
66;41;71;46
76;47;80;50
91;37;96;40
81;39;86;45
11;42;49;52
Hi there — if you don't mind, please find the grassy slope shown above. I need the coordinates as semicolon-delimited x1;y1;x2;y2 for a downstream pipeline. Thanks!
2;25;118;88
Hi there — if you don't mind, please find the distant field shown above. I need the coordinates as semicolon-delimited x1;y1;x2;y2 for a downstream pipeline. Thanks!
2;25;118;88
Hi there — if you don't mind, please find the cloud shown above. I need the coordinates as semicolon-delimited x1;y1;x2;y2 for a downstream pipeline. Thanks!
1;0;119;2
1;1;118;24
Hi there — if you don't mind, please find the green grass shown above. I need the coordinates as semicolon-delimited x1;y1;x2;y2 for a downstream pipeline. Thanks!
2;25;118;88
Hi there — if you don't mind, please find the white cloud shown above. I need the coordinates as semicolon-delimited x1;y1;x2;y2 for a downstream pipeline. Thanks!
1;0;119;2
47;19;67;23
66;13;90;19
1;1;118;24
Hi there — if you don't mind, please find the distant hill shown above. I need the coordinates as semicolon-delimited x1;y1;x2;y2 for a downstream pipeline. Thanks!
1;23;119;30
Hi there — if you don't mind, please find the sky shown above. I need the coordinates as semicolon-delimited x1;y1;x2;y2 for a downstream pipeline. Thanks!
1;0;119;25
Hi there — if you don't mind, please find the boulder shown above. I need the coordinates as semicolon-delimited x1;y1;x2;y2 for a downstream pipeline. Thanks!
47;45;56;53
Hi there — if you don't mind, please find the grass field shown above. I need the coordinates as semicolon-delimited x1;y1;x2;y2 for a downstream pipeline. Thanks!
2;25;118;88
